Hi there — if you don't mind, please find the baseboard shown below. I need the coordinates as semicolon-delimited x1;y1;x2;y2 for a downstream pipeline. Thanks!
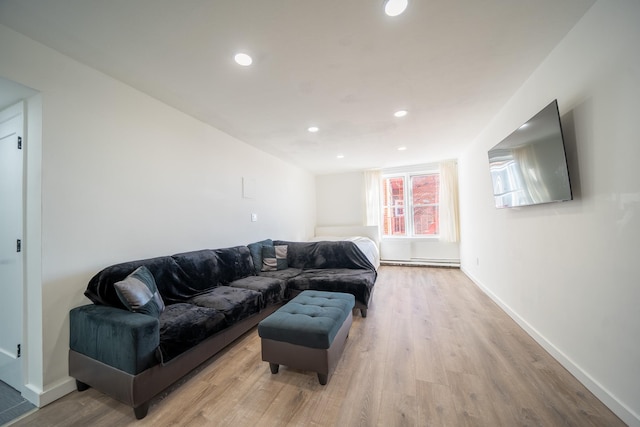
381;259;460;268
22;377;76;408
461;266;640;427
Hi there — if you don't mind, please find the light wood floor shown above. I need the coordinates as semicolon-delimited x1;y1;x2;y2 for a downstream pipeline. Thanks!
11;266;625;426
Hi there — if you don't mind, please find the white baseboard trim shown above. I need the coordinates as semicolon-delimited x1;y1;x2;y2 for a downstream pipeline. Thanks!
461;266;640;427
23;377;76;408
381;259;460;268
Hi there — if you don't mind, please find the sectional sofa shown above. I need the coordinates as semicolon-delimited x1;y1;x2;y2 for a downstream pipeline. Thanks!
68;239;377;419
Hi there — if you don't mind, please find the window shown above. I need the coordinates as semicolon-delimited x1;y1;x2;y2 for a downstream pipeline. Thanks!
382;172;439;237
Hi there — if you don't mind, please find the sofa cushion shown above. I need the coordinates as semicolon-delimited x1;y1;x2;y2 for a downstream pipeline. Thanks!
211;245;256;283
188;286;262;323
261;245;288;271
114;266;165;317
247;239;273;274
171;246;255;288
85;256;180;309
157;303;227;364
228;276;286;307
286;268;376;308
170;249;222;291
258;267;303;282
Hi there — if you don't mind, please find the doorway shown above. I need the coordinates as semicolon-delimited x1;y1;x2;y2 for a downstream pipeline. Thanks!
0;102;25;394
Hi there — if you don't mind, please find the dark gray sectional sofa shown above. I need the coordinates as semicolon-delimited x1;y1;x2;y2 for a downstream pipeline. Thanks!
69;239;376;419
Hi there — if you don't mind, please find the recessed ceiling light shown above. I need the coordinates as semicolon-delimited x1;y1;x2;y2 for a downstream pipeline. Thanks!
398;146;407;151
337;154;345;159
234;53;252;66
384;0;408;17
394;110;408;118
308;126;319;133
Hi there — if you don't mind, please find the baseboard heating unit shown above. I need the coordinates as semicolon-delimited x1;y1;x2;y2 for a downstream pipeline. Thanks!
381;258;460;268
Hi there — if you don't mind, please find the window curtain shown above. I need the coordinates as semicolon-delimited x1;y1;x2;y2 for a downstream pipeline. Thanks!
439;160;460;243
364;169;381;236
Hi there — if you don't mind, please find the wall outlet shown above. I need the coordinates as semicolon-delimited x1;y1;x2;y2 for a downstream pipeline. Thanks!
251;213;258;222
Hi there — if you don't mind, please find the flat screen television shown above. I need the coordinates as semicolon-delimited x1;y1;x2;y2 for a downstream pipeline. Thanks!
487;99;573;208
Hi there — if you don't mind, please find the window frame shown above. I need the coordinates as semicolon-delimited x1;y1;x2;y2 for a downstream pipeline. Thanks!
381;169;440;239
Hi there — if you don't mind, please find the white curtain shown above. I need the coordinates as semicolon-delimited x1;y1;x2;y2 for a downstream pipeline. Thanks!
439;160;460;243
364;169;381;235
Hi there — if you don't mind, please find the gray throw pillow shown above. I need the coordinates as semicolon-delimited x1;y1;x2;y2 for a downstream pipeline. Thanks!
114;266;165;317
248;239;273;274
261;245;288;271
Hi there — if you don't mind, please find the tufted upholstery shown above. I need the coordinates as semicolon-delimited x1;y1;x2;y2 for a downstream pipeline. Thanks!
257;290;355;349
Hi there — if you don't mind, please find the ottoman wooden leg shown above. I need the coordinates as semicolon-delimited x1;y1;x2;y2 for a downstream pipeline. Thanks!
133;402;150;420
269;362;279;374
317;373;328;385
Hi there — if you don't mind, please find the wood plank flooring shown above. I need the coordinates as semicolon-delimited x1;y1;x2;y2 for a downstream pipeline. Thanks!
10;266;625;426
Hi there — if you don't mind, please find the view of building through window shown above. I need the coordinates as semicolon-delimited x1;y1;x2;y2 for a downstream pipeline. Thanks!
382;176;405;235
382;173;439;236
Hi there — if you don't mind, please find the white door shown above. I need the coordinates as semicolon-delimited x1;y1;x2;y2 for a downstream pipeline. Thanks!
0;102;24;392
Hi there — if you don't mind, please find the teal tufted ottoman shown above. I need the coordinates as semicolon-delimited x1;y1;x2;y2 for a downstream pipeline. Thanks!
257;290;355;385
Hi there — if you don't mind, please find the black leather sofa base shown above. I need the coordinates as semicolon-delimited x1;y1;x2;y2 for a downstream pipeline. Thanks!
69;304;279;419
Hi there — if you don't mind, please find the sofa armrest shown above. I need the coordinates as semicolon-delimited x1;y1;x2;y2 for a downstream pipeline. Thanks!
70;304;159;375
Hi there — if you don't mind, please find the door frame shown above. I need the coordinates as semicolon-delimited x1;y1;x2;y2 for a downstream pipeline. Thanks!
0;79;42;406
0;101;25;394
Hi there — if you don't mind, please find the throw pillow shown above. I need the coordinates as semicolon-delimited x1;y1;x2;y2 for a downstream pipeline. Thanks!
261;245;288;271
248;239;273;274
114;266;165;317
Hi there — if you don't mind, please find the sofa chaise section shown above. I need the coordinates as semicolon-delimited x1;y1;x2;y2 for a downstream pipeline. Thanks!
266;240;377;316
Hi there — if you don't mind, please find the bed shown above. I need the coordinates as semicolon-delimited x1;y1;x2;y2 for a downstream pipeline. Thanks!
311;225;380;270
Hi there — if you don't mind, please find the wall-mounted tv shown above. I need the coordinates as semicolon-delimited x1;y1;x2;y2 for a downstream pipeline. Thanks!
487;99;573;208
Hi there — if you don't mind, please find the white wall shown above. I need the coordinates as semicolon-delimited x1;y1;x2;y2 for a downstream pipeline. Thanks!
316;171;460;264
0;24;316;406
458;1;640;425
316;172;365;226
379;238;460;265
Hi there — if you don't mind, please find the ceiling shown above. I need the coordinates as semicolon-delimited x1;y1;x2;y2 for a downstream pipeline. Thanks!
0;0;594;175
